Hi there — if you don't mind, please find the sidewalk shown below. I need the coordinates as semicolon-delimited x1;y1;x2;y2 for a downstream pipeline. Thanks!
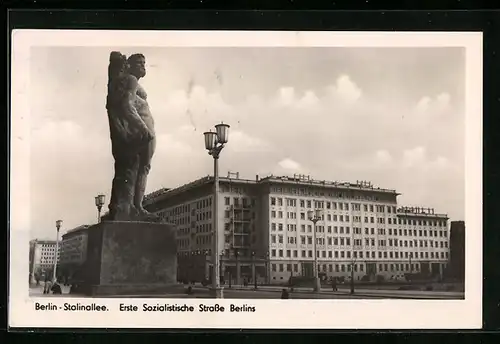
220;284;464;299
29;283;71;297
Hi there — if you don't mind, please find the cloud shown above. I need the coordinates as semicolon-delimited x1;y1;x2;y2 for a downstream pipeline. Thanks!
228;131;271;153
277;87;296;106
416;96;432;113
278;158;302;171
296;90;320;108
327;74;362;103
415;92;452;115
402;146;426;168
374;149;393;165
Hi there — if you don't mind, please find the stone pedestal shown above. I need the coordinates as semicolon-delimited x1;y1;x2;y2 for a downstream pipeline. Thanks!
79;221;181;296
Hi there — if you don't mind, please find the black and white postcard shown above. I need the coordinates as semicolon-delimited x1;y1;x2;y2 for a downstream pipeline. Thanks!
10;30;482;329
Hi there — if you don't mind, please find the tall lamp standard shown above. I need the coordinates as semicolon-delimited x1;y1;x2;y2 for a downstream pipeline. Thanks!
204;122;230;299
307;209;322;292
53;219;63;282
95;194;106;223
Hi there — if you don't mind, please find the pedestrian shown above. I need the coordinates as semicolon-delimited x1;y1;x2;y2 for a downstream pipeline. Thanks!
332;278;337;292
281;288;290;299
51;282;62;295
44;280;52;295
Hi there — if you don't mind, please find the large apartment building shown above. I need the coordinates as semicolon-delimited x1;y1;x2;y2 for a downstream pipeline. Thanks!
144;173;450;285
29;239;60;282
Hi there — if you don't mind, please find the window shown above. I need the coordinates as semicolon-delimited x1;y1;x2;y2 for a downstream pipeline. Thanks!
224;197;230;205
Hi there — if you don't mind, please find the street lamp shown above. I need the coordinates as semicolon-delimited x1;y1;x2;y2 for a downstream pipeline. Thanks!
307;209;322;292
95;194;106;223
53;219;63;282
204;122;230;299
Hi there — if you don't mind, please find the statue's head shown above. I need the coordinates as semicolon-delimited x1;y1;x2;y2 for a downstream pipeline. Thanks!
127;53;146;79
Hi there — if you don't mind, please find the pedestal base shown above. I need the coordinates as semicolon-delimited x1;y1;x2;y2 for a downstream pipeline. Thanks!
78;221;178;296
209;286;224;298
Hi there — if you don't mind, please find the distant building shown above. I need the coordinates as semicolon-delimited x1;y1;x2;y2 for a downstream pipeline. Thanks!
59;225;90;281
29;239;60;282
143;173;450;285
447;220;465;281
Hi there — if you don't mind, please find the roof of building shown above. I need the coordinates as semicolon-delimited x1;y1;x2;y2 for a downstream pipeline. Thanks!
62;224;91;238
30;239;57;245
396;206;448;219
143;173;399;205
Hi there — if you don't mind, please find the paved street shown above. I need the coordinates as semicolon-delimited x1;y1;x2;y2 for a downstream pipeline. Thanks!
29;283;71;297
194;288;379;299
29;283;464;299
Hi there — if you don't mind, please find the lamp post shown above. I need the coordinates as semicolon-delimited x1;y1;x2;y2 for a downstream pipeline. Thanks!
265;251;270;284
307;209;322;292
95;194;106;223
350;225;355;295
204;122;230;299
251;251;257;289
234;248;240;286
53;219;62;282
350;259;355;295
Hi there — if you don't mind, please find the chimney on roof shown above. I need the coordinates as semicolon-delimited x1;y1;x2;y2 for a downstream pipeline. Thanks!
256;174;259;181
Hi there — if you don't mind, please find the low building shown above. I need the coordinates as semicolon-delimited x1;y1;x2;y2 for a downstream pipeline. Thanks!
446;220;465;281
59;225;90;282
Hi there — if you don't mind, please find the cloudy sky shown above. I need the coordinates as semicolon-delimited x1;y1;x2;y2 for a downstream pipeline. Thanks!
28;46;465;240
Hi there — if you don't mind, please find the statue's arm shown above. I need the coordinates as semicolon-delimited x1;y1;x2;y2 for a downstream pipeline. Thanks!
121;75;149;133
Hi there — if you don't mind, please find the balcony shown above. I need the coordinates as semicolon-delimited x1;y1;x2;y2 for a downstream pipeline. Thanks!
232;216;252;223
232;204;252;210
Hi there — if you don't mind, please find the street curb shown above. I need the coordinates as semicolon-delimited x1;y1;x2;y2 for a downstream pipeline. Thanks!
223;287;463;299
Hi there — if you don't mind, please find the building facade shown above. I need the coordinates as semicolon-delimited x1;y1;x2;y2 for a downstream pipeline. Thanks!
29;239;60;282
144;173;450;285
59;225;90;281
447;220;465;281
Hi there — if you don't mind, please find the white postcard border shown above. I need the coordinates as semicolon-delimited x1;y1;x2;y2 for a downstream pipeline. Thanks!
9;30;483;329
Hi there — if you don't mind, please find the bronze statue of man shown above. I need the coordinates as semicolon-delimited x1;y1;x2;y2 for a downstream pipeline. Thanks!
105;52;157;221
